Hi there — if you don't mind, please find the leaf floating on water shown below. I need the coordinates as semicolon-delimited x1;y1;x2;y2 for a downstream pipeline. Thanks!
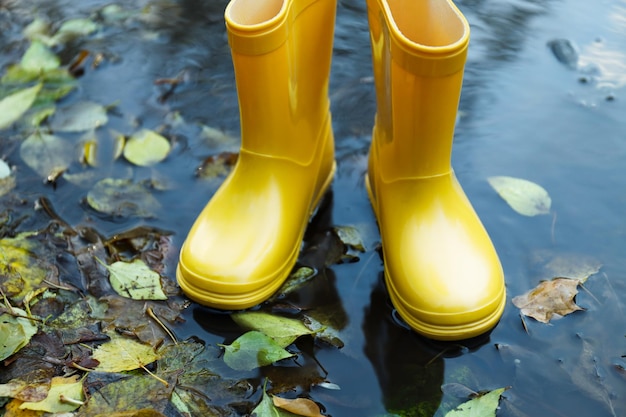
19;375;84;413
19;131;74;179
231;311;317;348
21;40;60;72
99;258;167;301
333;225;366;252
196;152;238;179
50;101;108;132
487;176;551;216
221;331;294;371
0;308;38;361
512;278;584;323
272;396;325;417
444;387;508;417
123;129;171;166
51;18;99;45
0;159;15;197
0;83;42;130
86;178;160;218
93;335;161;373
273;266;316;299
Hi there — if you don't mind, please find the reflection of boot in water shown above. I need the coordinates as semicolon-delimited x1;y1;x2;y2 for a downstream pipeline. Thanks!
364;0;506;340
363;275;444;416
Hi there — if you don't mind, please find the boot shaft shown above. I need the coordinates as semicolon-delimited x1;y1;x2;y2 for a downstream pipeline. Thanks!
225;0;336;164
367;0;470;180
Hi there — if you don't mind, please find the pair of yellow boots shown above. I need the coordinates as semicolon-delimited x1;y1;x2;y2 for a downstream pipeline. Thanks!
177;0;506;341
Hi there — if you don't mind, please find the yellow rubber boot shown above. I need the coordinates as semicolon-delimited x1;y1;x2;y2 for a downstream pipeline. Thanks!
365;0;506;340
177;0;337;309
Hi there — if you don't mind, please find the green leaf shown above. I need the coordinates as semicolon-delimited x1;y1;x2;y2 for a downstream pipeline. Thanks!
0;83;42;129
252;388;298;417
0;308;38;361
99;258;167;300
50;101;108;132
221;331;295;371
19;131;74;179
444;387;507;417
93;335;160;372
21;41;60;72
86;178;160;218
123;129;171;166
231;311;316;348
333;225;366;252
19;375;84;413
0;159;11;179
487;176;551;216
51;18;98;45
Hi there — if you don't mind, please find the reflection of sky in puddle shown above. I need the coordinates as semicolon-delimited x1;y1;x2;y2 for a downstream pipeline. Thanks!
578;1;626;90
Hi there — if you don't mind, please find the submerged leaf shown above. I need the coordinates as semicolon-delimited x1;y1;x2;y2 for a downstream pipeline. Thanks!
93;336;160;372
231;311;316;347
444;387;507;417
0;159;15;197
488;176;551;216
51;18;99;45
0;83;42;130
86;178;160;218
100;258;167;301
19;375;84;413
19;131;74;179
531;250;602;284
512;278;584;323
0;308;38;361
50;101;108;132
123;129;171;166
272;396;324;417
222;331;295;371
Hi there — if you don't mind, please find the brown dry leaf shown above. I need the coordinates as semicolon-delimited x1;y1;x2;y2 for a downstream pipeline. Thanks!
272;396;324;417
512;277;584;323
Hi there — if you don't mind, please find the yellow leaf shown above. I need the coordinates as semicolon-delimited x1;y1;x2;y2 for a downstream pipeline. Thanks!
93;335;160;372
19;375;84;413
488;176;551;216
272;396;325;417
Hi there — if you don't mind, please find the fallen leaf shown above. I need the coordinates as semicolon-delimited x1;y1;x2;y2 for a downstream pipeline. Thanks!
0;159;16;197
19;131;74;179
19;375;84;413
21;41;60;72
530;250;602;283
86;178;160;218
49;101;108;132
123;129;171;166
93;335;160;372
51;18;99;45
272;267;316;300
272;396;324;417
0;83;42;129
99;258;167;301
231;311;317;347
488;176;551;216
512;278;584;323
0;308;38;361
332;226;366;252
221;331;295;371
444;387;508;417
252;389;295;417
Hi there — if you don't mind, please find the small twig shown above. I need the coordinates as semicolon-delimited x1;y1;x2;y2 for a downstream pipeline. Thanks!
578;282;600;305
140;363;169;387
146;306;178;345
60;395;85;406
42;279;77;292
71;362;96;373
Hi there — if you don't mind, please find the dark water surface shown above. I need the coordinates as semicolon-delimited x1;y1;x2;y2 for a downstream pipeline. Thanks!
1;0;625;415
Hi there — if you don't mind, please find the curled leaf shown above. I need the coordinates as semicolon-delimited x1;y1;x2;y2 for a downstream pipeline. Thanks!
512;278;584;323
488;176;551;216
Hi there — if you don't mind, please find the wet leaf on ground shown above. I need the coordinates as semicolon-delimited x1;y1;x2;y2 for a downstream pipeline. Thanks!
50;101;108;132
92;335;160;373
444;387;507;417
19;131;74;179
221;331;295;371
99;258;167;301
19;375;84;413
123;129;171;166
231;311;317;348
0;308;38;361
0;232;59;302
512;277;584;323
86;178;160;218
487;176;551;216
272;396;324;417
0;83;42;130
